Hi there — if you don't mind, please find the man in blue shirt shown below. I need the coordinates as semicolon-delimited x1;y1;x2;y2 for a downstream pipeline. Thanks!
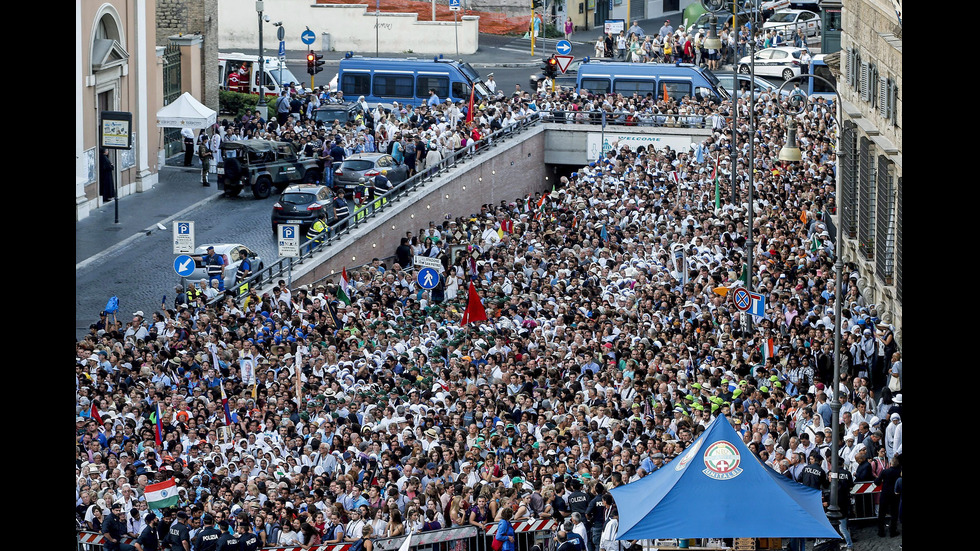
427;89;441;107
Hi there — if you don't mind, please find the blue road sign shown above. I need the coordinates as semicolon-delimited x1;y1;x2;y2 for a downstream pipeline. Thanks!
556;40;572;55
448;0;461;7
177;222;191;235
749;292;766;318
281;226;296;240
278;41;286;58
417;267;440;290
301;30;316;45
174;255;196;277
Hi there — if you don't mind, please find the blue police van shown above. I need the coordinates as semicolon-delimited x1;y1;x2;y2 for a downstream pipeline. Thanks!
575;62;731;103
336;56;491;107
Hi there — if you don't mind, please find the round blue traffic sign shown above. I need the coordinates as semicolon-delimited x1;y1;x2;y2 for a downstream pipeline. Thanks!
174;255;196;277
556;40;572;55
301;29;316;45
417;267;440;290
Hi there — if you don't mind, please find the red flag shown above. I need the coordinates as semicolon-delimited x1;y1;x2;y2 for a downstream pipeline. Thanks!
91;403;103;426
461;281;487;325
466;85;475;125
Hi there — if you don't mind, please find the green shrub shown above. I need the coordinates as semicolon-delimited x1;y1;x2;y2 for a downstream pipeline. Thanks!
219;91;259;118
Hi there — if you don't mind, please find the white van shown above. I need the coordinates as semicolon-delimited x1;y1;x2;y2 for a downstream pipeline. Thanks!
218;52;305;97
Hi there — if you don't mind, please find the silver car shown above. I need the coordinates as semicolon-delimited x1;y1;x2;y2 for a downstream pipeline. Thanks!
185;243;264;290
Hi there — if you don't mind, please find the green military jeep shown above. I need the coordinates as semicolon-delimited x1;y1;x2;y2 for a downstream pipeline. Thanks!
217;140;323;199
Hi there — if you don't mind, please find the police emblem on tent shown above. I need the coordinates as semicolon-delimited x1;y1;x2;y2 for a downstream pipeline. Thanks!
702;441;742;480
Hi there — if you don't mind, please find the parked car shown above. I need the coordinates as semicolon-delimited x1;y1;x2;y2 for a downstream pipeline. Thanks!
186;244;264;291
217;140;323;199
763;9;821;38
334;153;410;192
738;46;805;81
271;184;338;235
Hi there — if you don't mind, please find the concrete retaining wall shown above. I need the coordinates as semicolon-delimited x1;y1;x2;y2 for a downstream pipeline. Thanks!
218;1;479;55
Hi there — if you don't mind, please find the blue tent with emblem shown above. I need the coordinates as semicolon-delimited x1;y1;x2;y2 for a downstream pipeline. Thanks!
610;415;839;540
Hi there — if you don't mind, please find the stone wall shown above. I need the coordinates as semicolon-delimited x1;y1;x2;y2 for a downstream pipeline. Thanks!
156;0;219;111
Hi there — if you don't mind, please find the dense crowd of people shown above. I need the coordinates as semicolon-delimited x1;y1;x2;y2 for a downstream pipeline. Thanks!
78;84;902;551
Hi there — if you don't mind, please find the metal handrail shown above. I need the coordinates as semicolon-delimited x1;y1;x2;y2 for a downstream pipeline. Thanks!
208;113;542;306
538;109;713;128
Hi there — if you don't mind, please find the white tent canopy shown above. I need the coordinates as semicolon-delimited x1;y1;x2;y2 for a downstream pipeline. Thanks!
156;92;216;129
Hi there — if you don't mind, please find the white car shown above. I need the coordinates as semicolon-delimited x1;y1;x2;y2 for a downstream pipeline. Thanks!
738;46;806;81
763;9;821;38
761;0;792;11
185;244;264;291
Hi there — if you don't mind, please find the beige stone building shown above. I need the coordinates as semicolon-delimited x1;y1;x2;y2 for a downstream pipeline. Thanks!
836;0;902;344
76;1;164;221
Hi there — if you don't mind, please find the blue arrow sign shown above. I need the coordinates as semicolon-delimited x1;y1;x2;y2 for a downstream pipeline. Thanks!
556;40;572;55
174;255;196;277
417;267;440;290
278;41;286;58
301;29;316;45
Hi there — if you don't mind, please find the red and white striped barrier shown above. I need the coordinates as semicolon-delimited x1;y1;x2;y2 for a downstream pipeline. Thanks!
485;519;558;536
851;482;881;494
77;532;136;545
264;546;350;551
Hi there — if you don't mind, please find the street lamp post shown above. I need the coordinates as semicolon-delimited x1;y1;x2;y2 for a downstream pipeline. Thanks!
256;1;268;112
776;72;844;531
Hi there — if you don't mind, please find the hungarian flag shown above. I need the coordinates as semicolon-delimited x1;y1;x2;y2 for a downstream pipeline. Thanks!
337;267;352;305
153;402;163;447
220;381;233;426
461;281;487;325
761;338;775;365
145;478;179;510
466;85;475;125
90;402;103;426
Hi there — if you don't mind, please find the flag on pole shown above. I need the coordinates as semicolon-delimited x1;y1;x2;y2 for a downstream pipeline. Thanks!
220;381;233;426
739;263;749;287
695;144;705;165
461;281;488;325
153;402;163;447
145;478;179;510
90;402;103;426
713;157;721;210
337;267;352;305
810;234;821;252
761;338;775;365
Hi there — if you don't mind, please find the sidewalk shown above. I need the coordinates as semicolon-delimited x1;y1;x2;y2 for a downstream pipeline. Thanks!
75;162;221;267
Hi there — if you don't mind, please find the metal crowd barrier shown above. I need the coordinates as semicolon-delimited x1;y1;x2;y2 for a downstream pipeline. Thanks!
78;521;558;551
850;481;881;521
539;110;711;129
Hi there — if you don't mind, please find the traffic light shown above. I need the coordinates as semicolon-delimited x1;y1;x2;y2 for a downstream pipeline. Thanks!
532;0;543;9
543;55;558;79
307;50;316;75
313;52;324;75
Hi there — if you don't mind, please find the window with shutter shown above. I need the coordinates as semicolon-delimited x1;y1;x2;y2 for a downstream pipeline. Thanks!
869;64;878;108
860;61;869;102
890;81;899;126
875;156;895;284
841;122;858;239
858;137;876;259
895;177;902;302
846;48;854;87
879;75;889;119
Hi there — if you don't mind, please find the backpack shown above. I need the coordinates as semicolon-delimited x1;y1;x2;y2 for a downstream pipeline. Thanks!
349;538;366;551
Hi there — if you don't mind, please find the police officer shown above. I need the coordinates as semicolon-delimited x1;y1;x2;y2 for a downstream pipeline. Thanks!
235;249;252;285
200;246;225;291
798;451;826;490
193;514;221;551
371;171;392;205
238;515;260;551
334;189;351;219
306;217;328;250
834;459;855;549
103;502;134;551
134;512;159;551
214;520;239;551
165;511;191;551
583;482;606;551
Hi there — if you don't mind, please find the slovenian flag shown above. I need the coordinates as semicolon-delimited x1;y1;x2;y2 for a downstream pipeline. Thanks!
153;402;163;447
762;338;775;365
337;267;352;305
220;381;233;426
145;478;179;510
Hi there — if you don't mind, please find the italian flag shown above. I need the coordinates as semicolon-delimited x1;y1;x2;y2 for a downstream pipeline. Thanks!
337;267;352;305
145;478;179;510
